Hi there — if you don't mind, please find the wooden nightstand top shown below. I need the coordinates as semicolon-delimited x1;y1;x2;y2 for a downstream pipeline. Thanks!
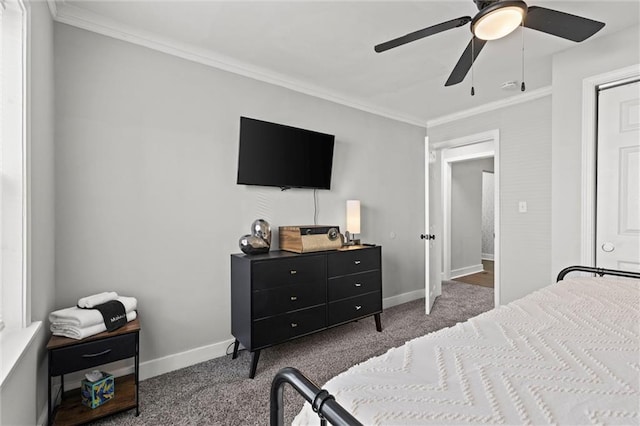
47;318;140;350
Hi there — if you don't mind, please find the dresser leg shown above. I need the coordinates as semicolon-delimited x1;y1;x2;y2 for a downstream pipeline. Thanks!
374;313;382;332
232;339;240;359
249;350;261;379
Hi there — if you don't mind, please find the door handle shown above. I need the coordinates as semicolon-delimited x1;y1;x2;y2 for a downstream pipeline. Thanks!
420;234;436;240
601;242;615;252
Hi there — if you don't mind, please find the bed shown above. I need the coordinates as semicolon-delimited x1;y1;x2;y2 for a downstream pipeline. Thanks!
272;266;640;426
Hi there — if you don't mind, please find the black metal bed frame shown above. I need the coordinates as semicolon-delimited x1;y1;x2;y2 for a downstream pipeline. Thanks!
270;367;362;426
271;265;640;426
556;265;640;281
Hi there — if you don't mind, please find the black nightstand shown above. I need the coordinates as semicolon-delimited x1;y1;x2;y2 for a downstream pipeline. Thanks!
47;318;140;426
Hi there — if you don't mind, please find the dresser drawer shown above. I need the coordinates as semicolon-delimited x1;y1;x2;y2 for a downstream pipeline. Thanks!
328;292;381;327
253;256;326;290
328;247;380;278
50;333;137;375
328;270;381;302
253;282;326;319
252;305;326;349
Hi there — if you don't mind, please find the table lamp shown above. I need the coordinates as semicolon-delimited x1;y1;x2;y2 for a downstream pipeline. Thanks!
345;200;361;245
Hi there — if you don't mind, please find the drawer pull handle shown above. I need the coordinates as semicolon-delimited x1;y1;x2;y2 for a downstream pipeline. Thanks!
355;305;362;310
354;260;361;265
81;349;112;358
290;270;297;275
291;323;298;328
354;283;362;287
290;296;298;301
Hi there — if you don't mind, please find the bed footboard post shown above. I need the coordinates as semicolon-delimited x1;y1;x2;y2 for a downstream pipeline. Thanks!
270;367;363;426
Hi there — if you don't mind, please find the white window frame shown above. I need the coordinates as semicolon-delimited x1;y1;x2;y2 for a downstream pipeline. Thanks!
0;0;29;332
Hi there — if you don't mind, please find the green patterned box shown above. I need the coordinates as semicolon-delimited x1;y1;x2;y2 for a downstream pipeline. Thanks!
81;372;114;409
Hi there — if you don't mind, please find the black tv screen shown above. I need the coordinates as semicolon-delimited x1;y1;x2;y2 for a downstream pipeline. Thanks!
237;117;335;190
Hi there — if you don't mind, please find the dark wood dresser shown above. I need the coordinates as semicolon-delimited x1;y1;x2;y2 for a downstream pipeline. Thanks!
231;245;382;378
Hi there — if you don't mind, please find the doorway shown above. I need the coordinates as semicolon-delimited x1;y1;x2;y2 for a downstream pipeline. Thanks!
452;167;495;288
580;66;639;268
595;80;639;270
425;130;501;312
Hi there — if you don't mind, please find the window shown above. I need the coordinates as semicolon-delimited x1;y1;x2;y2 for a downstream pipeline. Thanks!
0;0;27;332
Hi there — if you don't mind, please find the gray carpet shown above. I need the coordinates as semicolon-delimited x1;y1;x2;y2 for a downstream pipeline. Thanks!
93;281;493;425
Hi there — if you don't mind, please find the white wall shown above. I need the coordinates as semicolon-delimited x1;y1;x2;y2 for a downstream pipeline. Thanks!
551;25;640;279
0;1;56;424
450;157;494;273
1;336;38;425
428;96;552;304
53;24;426;367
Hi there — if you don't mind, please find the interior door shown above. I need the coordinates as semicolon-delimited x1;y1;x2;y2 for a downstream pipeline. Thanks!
596;81;640;271
424;137;439;314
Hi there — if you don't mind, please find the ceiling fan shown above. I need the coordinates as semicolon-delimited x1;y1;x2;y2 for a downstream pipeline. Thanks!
374;0;605;87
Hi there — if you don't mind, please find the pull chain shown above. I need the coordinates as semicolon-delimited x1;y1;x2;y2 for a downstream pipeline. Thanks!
521;22;526;92
471;38;475;96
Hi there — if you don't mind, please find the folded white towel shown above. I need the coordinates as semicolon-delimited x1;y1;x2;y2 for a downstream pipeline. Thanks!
49;296;137;328
51;311;137;340
77;291;118;308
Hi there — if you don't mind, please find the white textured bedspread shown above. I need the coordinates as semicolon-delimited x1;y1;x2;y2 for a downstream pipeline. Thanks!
293;276;640;425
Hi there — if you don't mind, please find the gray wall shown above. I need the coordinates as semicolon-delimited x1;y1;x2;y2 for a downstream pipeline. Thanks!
450;158;494;272
428;96;552;304
551;25;640;279
482;171;494;258
53;24;426;364
0;1;57;423
30;2;57;419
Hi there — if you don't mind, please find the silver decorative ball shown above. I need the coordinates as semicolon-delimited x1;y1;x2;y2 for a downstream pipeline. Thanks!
239;234;270;255
251;219;271;247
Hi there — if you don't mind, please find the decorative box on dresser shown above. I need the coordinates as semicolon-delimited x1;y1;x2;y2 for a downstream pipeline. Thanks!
231;245;382;378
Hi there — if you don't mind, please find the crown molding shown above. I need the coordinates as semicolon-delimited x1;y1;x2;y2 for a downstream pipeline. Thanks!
45;0;58;19
51;3;427;128
426;85;552;129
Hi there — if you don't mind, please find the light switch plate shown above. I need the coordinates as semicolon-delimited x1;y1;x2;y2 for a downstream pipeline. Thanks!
518;201;527;213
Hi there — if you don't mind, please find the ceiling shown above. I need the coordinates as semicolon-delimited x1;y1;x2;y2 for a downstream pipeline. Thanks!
52;1;640;125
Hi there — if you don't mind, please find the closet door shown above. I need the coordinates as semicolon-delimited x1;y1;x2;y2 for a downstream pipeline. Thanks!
596;81;640;271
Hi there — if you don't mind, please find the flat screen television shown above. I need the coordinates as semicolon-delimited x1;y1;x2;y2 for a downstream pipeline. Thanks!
237;117;335;190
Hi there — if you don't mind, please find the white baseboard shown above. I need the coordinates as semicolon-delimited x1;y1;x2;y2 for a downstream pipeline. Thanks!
48;289;427;402
450;264;484;279
141;290;425;378
383;288;425;309
139;338;235;381
482;253;495;261
59;337;236;392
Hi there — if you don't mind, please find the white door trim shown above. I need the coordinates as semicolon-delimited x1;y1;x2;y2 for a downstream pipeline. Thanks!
581;64;640;267
424;136;433;314
438;130;501;307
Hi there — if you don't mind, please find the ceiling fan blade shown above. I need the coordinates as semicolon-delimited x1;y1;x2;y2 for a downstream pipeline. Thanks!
374;17;471;53
445;37;487;87
524;6;605;42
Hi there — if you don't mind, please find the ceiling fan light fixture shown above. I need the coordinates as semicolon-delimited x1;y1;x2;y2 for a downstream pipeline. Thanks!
472;1;527;41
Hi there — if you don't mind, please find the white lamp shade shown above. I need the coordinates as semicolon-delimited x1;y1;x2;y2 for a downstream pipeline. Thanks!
346;200;361;234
